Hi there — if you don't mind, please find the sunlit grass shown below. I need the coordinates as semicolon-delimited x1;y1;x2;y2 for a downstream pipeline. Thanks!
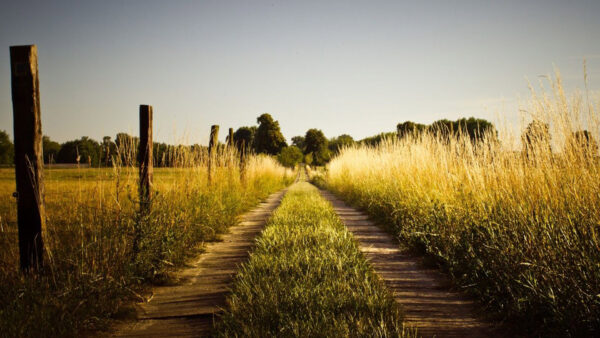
0;147;293;337
217;182;415;337
322;72;600;336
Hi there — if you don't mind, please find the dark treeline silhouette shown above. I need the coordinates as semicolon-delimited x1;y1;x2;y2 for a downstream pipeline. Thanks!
359;132;397;146
396;117;497;143
9;116;590;168
0;130;14;165
0;129;211;167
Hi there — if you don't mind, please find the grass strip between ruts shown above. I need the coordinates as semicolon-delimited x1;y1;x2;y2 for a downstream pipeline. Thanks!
217;182;415;337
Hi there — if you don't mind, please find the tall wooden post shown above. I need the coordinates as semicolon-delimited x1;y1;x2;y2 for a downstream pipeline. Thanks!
208;125;219;184
139;105;153;212
227;127;235;169
227;128;234;147
10;45;45;272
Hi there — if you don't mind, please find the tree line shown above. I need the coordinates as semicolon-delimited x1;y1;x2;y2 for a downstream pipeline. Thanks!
0;130;212;167
229;113;355;168
2;115;595;168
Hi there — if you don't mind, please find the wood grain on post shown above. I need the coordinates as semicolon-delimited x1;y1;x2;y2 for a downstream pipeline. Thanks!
10;45;46;272
139;105;153;212
208;125;219;184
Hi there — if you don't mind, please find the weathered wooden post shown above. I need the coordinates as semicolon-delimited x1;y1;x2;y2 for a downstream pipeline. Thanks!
227;127;235;168
139;105;153;212
10;45;45;272
208;125;219;184
227;128;234;147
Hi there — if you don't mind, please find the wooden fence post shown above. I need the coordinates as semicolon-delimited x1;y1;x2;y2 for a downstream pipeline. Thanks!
10;45;45;272
208;125;219;184
227;128;234;147
227;127;235;168
139;105;153;212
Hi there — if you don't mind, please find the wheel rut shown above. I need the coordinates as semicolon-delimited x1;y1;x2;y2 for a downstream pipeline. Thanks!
111;188;288;337
319;188;500;338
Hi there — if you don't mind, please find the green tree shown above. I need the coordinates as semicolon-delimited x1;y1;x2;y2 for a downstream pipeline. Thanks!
115;133;139;166
0;130;14;165
359;132;396;146
254;114;287;155
42;135;61;164
291;136;306;151
278;146;304;168
304;129;330;165
233;126;257;154
397;121;427;139
304;129;327;154
429;119;454;141
455;117;497;143
427;118;496;143
153;142;169;167
328;134;355;154
57;137;102;165
100;136;117;167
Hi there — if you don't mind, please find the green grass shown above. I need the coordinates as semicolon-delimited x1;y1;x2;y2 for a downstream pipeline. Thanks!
217;182;414;337
0;156;291;337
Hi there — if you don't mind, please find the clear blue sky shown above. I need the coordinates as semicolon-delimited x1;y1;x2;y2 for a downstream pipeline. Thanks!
1;0;599;145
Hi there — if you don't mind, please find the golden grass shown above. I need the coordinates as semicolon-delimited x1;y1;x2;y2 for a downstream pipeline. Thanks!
0;145;292;337
322;71;600;336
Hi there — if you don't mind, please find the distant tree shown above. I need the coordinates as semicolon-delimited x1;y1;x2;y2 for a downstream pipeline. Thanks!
397;121;427;139
57;137;102;165
42;135;61;164
233;126;257;154
0;130;14;165
304;129;330;165
429;119;455;141
304;129;327;154
522;120;551;160
153;142;169;166
278;146;304;168
115;133;139;166
426;117;496;144
328;134;355;154
567;130;598;159
291;136;306;151
253;114;287;155
359;132;396;146
455;117;497;143
100;136;116;167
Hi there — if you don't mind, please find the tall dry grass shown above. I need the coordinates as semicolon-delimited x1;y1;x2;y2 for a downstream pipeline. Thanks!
323;71;600;336
0;143;292;337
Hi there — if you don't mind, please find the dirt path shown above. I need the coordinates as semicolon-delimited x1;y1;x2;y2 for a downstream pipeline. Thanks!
112;189;288;337
319;189;499;338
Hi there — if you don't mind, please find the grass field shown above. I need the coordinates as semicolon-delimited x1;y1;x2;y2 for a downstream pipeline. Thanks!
320;76;600;336
217;182;415;337
0;153;292;337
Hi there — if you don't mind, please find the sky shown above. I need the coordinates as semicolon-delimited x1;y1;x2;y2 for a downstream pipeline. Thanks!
1;0;600;145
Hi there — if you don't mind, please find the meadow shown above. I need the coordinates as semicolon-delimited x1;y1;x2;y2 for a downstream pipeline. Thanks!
217;182;415;337
0;148;292;337
320;74;600;336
